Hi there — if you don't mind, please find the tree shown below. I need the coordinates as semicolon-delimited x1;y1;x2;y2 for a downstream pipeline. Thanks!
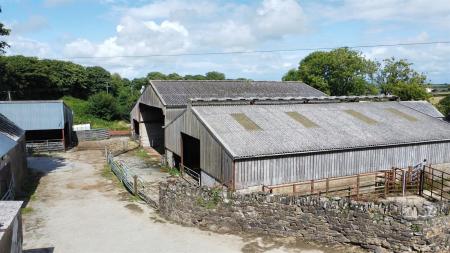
87;92;119;121
438;95;450;120
282;69;300;81
85;66;112;95
377;58;430;100
167;73;183;80
287;48;378;96
0;7;10;54
205;71;225;80
147;71;167;80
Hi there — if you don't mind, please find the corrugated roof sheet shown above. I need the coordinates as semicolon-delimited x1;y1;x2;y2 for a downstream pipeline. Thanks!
150;80;326;106
399;101;444;118
0;113;24;157
192;101;450;158
0;101;67;130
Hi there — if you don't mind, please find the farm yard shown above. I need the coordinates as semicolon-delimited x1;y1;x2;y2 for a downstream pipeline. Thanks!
20;140;340;253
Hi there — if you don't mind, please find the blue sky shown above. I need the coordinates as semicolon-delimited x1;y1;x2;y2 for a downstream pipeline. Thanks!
2;0;450;83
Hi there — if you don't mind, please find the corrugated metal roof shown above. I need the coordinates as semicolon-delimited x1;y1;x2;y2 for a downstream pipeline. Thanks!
399;101;444;118
150;80;326;107
0;113;24;157
192;101;450;158
0;101;67;130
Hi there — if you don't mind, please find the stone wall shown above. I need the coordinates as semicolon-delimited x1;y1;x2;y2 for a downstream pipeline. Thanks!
159;180;450;253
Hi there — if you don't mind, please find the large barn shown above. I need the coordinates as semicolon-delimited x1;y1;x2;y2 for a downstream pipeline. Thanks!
130;80;326;153
0;101;74;151
164;96;450;190
0;113;27;200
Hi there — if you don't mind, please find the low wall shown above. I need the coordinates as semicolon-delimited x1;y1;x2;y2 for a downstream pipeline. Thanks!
0;201;23;253
159;180;450;253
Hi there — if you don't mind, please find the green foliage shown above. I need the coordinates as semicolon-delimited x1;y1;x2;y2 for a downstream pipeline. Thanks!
296;48;378;96
197;187;222;209
282;68;300;81
438;95;450;120
205;71;225;80
167;167;180;177
377;58;430;100
63;96;128;130
87;92;119;121
0;8;10;54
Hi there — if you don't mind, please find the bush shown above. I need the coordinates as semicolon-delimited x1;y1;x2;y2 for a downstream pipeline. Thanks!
87;92;119;121
438;95;450;120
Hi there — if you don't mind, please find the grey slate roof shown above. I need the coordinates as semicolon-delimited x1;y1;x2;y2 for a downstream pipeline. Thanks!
399;101;444;118
192;101;450;158
150;80;326;107
0;101;67;130
0;113;24;157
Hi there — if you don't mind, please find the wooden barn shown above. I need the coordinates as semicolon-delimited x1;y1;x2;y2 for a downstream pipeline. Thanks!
130;80;325;153
0;101;73;152
164;96;450;191
0;113;27;200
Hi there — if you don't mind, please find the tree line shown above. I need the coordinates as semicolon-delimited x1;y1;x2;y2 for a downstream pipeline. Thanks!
282;48;430;101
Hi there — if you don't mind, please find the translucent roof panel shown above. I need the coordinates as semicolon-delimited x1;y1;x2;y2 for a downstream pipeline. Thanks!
344;109;378;125
285;111;318;128
230;113;262;131
385;108;418;122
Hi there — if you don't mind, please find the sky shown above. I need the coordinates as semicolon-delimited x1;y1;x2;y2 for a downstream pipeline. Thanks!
1;0;450;83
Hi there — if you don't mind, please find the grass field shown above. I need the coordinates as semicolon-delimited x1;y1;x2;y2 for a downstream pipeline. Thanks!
63;96;129;130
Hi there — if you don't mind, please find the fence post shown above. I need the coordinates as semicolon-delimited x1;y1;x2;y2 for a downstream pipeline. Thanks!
441;171;444;201
326;178;329;196
356;174;360;200
431;167;434;198
310;180;314;195
133;175;138;196
384;171;388;197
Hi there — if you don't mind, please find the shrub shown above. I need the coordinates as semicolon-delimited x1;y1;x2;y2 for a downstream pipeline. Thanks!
438;95;450;120
87;92;119;121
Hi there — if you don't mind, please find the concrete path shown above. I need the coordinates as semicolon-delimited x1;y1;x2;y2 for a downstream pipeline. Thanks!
22;150;342;253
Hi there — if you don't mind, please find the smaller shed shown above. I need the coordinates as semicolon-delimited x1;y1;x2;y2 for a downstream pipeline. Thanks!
0;101;73;151
0;113;27;199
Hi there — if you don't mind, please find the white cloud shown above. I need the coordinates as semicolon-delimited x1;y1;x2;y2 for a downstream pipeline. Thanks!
6;36;52;58
61;0;309;78
316;0;450;27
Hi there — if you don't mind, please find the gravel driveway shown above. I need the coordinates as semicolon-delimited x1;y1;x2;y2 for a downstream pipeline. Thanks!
21;149;339;253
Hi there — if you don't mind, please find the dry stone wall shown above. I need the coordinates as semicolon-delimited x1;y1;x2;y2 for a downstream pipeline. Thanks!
159;180;450;253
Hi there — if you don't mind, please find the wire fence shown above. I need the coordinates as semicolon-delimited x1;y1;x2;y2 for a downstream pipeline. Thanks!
105;148;158;209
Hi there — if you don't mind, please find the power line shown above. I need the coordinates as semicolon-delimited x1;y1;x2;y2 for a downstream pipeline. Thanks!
66;41;450;60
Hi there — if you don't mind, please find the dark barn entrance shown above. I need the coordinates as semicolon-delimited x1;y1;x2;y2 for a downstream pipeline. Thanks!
139;103;164;153
181;133;201;182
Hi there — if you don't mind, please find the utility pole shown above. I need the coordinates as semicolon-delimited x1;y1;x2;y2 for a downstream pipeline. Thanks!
7;91;11;101
106;84;110;94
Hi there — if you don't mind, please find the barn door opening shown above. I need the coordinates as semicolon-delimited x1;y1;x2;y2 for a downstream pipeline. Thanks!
181;133;201;183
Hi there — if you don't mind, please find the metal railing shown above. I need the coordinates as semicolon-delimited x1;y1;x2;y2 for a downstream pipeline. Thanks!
26;139;64;153
105;148;158;208
262;165;450;202
180;164;200;185
75;129;110;141
421;166;450;201
0;177;15;201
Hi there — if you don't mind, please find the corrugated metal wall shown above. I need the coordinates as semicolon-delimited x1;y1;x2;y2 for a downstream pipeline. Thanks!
234;142;450;189
165;109;233;185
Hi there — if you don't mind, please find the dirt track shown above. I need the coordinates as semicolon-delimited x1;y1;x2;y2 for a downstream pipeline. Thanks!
21;149;341;253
